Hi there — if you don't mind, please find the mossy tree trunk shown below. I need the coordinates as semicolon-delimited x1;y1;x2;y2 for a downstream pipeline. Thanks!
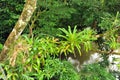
0;0;37;61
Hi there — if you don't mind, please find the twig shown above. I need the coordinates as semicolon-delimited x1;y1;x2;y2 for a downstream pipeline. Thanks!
0;64;7;80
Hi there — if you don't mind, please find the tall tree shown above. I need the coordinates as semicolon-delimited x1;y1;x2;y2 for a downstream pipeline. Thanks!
0;0;37;61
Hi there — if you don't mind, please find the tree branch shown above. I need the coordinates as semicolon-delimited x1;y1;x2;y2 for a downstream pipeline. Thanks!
0;0;37;61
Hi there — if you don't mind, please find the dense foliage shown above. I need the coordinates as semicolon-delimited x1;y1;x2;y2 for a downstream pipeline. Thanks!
0;0;25;43
0;0;120;80
0;35;115;80
80;63;115;80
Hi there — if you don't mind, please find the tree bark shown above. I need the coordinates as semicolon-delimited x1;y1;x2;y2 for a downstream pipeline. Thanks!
0;0;37;61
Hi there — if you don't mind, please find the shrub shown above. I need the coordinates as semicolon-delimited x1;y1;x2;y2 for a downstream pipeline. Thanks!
80;63;115;80
43;58;80;80
58;26;97;56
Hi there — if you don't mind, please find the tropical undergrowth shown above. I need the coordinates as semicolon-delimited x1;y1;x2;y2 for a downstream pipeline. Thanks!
79;63;115;80
1;0;120;80
0;25;119;80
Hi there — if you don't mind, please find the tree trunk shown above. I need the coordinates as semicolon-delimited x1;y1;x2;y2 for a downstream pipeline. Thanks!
0;0;37;61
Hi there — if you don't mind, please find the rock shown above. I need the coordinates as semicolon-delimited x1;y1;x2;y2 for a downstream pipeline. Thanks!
68;57;80;72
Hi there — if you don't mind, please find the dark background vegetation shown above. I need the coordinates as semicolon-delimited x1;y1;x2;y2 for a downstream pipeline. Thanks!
1;0;120;43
